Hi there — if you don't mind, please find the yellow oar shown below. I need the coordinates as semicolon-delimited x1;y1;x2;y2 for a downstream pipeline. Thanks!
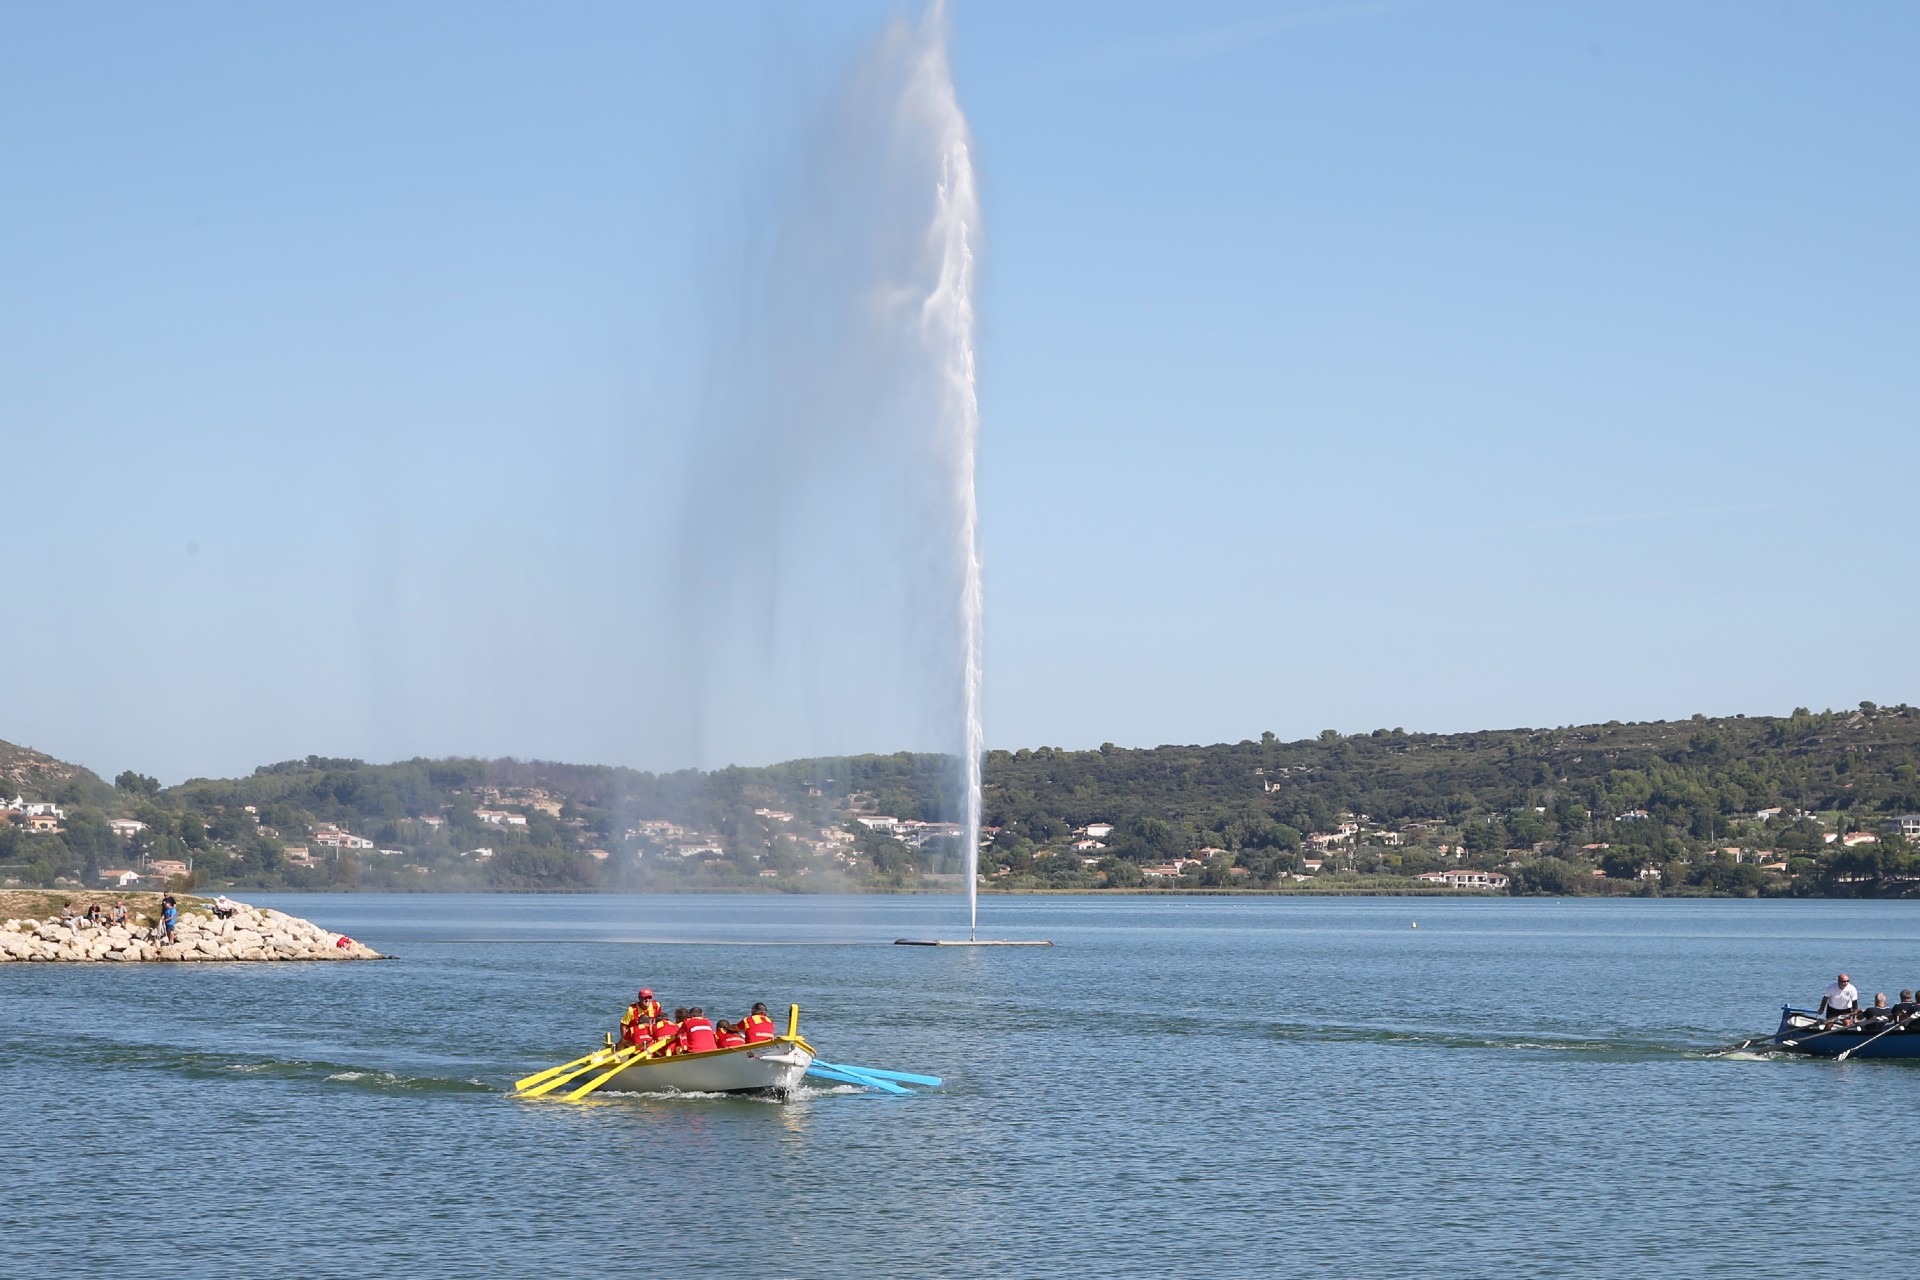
562;1037;669;1102
514;1047;615;1094
520;1046;634;1099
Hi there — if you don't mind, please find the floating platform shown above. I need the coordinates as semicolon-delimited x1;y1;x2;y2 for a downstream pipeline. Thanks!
894;938;1054;947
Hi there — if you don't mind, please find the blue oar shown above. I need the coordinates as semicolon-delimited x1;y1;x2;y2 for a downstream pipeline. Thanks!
806;1063;913;1095
811;1059;942;1088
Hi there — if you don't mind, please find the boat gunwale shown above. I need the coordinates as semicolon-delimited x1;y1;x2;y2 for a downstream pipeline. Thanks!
616;1037;804;1069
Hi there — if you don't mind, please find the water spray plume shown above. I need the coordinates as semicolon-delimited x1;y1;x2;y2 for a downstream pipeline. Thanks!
672;4;984;935
909;9;986;939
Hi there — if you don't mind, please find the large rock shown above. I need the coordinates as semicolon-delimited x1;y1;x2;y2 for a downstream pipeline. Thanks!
0;903;383;964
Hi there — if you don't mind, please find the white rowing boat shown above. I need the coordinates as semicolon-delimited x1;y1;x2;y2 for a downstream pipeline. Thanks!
591;1038;814;1097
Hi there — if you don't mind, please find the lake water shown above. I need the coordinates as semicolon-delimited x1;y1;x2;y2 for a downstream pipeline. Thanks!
5;893;1918;1276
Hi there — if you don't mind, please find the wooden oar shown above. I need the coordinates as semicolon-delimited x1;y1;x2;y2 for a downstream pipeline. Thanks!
1836;1013;1916;1062
810;1059;942;1088
515;1048;614;1093
520;1046;636;1098
561;1037;668;1102
805;1063;913;1095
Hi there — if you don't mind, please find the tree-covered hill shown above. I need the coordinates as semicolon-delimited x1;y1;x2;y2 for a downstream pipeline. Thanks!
3;701;1918;896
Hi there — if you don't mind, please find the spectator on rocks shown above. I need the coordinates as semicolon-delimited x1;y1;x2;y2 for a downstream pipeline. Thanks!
86;902;104;927
213;895;238;920
161;898;178;944
60;901;79;931
110;902;128;926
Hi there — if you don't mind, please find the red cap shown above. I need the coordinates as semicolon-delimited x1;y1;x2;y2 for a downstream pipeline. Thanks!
639;988;653;998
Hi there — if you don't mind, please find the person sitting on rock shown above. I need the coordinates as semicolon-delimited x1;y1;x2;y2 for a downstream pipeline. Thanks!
213;895;239;920
60;901;79;931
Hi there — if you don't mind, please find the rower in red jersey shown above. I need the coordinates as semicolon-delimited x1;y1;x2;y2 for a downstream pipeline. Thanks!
678;1007;718;1054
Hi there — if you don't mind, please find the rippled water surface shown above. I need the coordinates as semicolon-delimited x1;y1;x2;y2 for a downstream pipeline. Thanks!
5;894;1919;1277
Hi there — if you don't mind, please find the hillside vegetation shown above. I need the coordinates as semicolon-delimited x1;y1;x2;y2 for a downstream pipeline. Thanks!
2;702;1917;897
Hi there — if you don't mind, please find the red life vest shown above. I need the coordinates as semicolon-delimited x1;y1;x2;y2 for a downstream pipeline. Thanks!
717;1029;746;1048
648;1019;680;1053
742;1013;776;1043
679;1016;717;1054
620;1005;647;1045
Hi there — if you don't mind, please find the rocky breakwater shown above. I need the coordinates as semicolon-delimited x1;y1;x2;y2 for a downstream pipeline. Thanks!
0;902;384;963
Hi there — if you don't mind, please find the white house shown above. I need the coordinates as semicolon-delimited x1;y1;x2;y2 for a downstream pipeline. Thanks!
96;868;142;887
1085;822;1115;840
855;816;900;834
474;808;527;827
1416;869;1510;890
108;819;148;839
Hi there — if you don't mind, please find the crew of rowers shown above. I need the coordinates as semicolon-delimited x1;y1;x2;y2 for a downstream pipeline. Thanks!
618;988;780;1055
1816;973;1920;1030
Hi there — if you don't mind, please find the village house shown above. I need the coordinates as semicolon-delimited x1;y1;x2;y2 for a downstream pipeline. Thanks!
1415;869;1511;890
754;808;796;823
1084;822;1115;840
1892;816;1920;839
312;825;374;850
1755;807;1784;821
284;846;316;867
108;819;148;838
25;813;63;833
855;816;900;833
96;868;142;887
1842;832;1879;847
147;859;190;879
1071;839;1105;852
1300;859;1324;873
474;808;527;827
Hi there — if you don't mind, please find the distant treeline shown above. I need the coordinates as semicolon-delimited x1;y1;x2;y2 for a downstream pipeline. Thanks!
2;702;1917;897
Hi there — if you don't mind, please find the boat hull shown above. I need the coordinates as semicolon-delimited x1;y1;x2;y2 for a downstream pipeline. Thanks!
595;1041;814;1096
1773;1007;1920;1059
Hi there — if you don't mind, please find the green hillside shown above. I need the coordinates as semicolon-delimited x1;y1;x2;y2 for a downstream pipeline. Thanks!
3;701;1917;897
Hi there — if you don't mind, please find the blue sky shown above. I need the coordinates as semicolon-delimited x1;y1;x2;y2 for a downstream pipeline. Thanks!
3;1;1915;783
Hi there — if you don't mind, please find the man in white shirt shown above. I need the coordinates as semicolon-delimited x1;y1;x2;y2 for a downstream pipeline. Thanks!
1819;973;1859;1024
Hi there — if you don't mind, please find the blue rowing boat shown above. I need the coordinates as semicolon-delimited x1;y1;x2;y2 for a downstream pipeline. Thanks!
1772;1006;1920;1059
